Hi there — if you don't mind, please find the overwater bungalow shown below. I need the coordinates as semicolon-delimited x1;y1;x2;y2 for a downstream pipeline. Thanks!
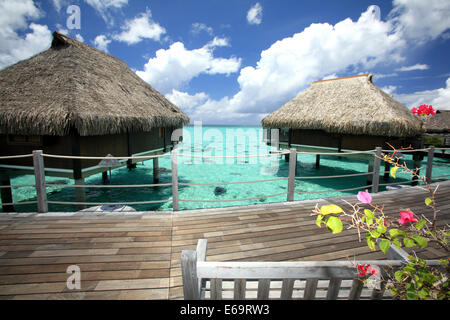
0;32;189;211
262;74;424;152
424;110;450;150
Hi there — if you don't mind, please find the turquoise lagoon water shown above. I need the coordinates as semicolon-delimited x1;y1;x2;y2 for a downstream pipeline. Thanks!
2;125;450;212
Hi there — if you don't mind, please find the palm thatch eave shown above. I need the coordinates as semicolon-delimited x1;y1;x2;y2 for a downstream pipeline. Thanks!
0;32;189;137
261;74;424;138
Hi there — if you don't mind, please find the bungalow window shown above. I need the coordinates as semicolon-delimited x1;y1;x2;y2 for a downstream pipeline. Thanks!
158;127;164;139
7;135;42;146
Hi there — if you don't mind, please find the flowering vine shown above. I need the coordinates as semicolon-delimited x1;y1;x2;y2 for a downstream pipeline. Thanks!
312;144;449;299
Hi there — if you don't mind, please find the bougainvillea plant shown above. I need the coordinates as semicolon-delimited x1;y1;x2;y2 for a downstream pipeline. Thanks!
411;104;436;118
312;144;449;300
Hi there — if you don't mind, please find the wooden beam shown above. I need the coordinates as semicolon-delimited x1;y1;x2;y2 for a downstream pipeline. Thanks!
33;150;47;213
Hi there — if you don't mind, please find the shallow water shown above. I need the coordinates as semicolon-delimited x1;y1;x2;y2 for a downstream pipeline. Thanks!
2;125;450;212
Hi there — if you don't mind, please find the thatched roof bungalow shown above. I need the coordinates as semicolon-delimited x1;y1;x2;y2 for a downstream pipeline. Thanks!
262;74;424;152
425;110;450;134
0;32;189;179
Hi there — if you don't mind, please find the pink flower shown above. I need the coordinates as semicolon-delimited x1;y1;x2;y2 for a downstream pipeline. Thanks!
357;264;379;276
357;189;372;204
366;265;379;276
398;211;418;225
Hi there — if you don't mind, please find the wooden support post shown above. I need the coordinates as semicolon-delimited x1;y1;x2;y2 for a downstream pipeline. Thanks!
287;148;297;202
171;149;179;211
181;250;199;300
372;147;382;193
33;150;48;213
0;172;14;212
315;154;320;169
75;178;86;211
102;171;108;184
153;157;159;184
425;146;434;184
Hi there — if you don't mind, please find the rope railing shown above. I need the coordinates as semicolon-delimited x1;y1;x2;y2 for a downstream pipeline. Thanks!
1;145;449;213
179;177;288;186
294;184;373;195
44;183;172;188
177;153;288;159
179;192;289;203
295;172;372;180
42;153;171;160
47;199;170;206
0;154;33;160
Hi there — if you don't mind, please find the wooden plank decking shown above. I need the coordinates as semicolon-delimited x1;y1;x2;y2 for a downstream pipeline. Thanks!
0;181;449;300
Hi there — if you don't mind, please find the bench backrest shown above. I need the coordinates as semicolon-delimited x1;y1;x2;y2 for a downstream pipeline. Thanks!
181;239;423;300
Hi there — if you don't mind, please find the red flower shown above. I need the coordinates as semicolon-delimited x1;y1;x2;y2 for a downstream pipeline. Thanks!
412;104;436;117
357;264;379;277
398;211;418;225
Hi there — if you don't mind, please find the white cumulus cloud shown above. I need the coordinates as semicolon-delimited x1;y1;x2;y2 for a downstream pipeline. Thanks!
84;0;128;25
247;3;263;25
178;2;450;124
394;77;450;110
113;8;166;44
0;0;52;69
93;34;111;52
389;0;450;42
396;64;429;72
136;37;242;94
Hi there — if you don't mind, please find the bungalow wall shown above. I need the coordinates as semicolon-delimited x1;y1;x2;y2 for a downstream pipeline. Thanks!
263;128;423;151
289;129;423;150
0;126;182;172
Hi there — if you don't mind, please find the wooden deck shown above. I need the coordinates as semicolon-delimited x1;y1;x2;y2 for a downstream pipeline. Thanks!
0;181;449;300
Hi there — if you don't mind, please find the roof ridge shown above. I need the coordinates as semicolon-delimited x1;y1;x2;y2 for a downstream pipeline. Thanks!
312;73;372;84
52;31;125;65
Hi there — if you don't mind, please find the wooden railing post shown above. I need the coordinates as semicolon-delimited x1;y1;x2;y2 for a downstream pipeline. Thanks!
287;148;297;201
372;147;382;193
181;249;199;300
171;149;179;211
425;146;434;184
33;150;48;213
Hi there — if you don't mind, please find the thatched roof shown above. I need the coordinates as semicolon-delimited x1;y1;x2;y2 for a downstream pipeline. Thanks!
425;110;450;133
0;32;189;136
261;74;424;137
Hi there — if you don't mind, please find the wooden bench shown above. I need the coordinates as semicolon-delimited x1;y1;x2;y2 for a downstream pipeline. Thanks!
181;239;437;300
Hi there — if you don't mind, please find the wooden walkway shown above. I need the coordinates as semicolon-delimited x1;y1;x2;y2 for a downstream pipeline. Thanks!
0;181;449;300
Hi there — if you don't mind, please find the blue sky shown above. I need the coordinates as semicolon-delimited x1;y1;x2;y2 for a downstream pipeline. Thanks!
1;0;449;125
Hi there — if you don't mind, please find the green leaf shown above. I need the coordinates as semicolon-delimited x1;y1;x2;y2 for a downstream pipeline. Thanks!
394;270;406;282
377;224;387;234
316;214;324;227
320;204;344;215
390;166;399;179
411;235;428;248
404;237;416;248
389;228;405;238
418;288;430;299
415;220;427;230
406;292;418;300
370;230;381;238
364;209;374;219
366;234;376;251
392;239;402;248
424;198;433;206
366;217;374;226
379;239;391;254
325;216;343;234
